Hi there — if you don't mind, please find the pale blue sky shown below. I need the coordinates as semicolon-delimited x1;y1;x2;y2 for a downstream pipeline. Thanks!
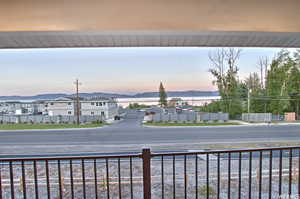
0;47;294;96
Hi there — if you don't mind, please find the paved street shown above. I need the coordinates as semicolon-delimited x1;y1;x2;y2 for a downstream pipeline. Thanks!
0;110;300;155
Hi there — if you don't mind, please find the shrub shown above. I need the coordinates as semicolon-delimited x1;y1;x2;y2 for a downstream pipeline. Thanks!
198;186;216;197
92;120;102;124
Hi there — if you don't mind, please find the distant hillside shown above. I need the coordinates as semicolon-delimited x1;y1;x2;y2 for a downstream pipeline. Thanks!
0;94;68;101
0;92;131;101
133;91;219;98
0;90;219;101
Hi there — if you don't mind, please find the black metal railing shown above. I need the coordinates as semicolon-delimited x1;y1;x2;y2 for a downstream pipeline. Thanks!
0;154;143;199
1;146;300;198
150;147;300;199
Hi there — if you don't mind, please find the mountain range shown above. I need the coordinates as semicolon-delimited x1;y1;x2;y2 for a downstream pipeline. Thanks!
0;90;219;101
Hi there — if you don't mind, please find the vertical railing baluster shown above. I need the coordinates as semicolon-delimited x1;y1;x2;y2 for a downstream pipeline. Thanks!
9;161;14;199
248;152;252;199
94;159;98;199
0;161;2;199
70;160;74;199
82;159;86;199
184;155;187;199
45;160;51;199
58;160;62;199
289;149;293;196
237;152;241;199
259;151;262;199
21;161;26;199
33;160;39;199
298;148;300;197
269;150;272;199
173;155;176;199
217;153;220;199
130;157;133;199
195;154;198;199
106;158;110;199
206;153;209;199
228;153;231;199
279;150;282;196
142;148;151;199
161;156;164;199
118;158;122;199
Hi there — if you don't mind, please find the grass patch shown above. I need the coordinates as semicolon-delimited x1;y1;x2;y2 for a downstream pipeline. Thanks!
0;123;103;130
144;122;240;126
272;120;300;123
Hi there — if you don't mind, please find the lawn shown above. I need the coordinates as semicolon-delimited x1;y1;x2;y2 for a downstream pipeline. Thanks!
144;122;240;127
0;123;103;130
271;120;300;123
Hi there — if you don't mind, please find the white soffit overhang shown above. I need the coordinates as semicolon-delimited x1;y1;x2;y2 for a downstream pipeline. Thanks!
0;31;299;49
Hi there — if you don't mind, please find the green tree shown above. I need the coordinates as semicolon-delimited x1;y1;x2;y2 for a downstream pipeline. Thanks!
237;81;248;99
159;82;167;107
209;48;243;118
262;49;300;115
199;101;222;113
287;51;300;115
265;50;294;114
245;72;265;113
208;48;300;117
128;103;150;109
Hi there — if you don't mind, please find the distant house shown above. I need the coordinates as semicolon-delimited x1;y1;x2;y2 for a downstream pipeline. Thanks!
45;97;118;120
168;98;188;107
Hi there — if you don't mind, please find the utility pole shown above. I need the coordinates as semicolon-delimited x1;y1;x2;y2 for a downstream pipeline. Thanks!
74;79;82;125
248;88;251;113
297;100;299;120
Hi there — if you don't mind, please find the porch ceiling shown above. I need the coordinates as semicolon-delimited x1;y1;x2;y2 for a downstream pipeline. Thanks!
0;0;299;48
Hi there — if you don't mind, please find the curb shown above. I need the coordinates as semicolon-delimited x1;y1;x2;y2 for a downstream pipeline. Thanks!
143;124;245;128
0;126;105;132
143;123;300;128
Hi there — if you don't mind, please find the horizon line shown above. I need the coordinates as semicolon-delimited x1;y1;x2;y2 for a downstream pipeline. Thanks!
0;89;219;97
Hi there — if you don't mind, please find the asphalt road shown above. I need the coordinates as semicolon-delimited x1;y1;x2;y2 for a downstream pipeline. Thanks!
1;110;300;155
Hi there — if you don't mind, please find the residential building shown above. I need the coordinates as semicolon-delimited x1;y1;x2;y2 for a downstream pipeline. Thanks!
45;97;119;120
0;101;42;115
45;97;75;116
80;98;118;120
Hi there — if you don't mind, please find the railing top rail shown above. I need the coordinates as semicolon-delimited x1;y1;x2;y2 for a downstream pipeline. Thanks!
0;153;142;162
1;145;300;161
151;146;300;157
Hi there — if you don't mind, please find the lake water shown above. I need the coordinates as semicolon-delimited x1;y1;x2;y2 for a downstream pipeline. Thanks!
0;96;221;107
116;96;221;107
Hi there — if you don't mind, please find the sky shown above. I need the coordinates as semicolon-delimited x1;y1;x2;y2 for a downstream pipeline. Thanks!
0;47;295;96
